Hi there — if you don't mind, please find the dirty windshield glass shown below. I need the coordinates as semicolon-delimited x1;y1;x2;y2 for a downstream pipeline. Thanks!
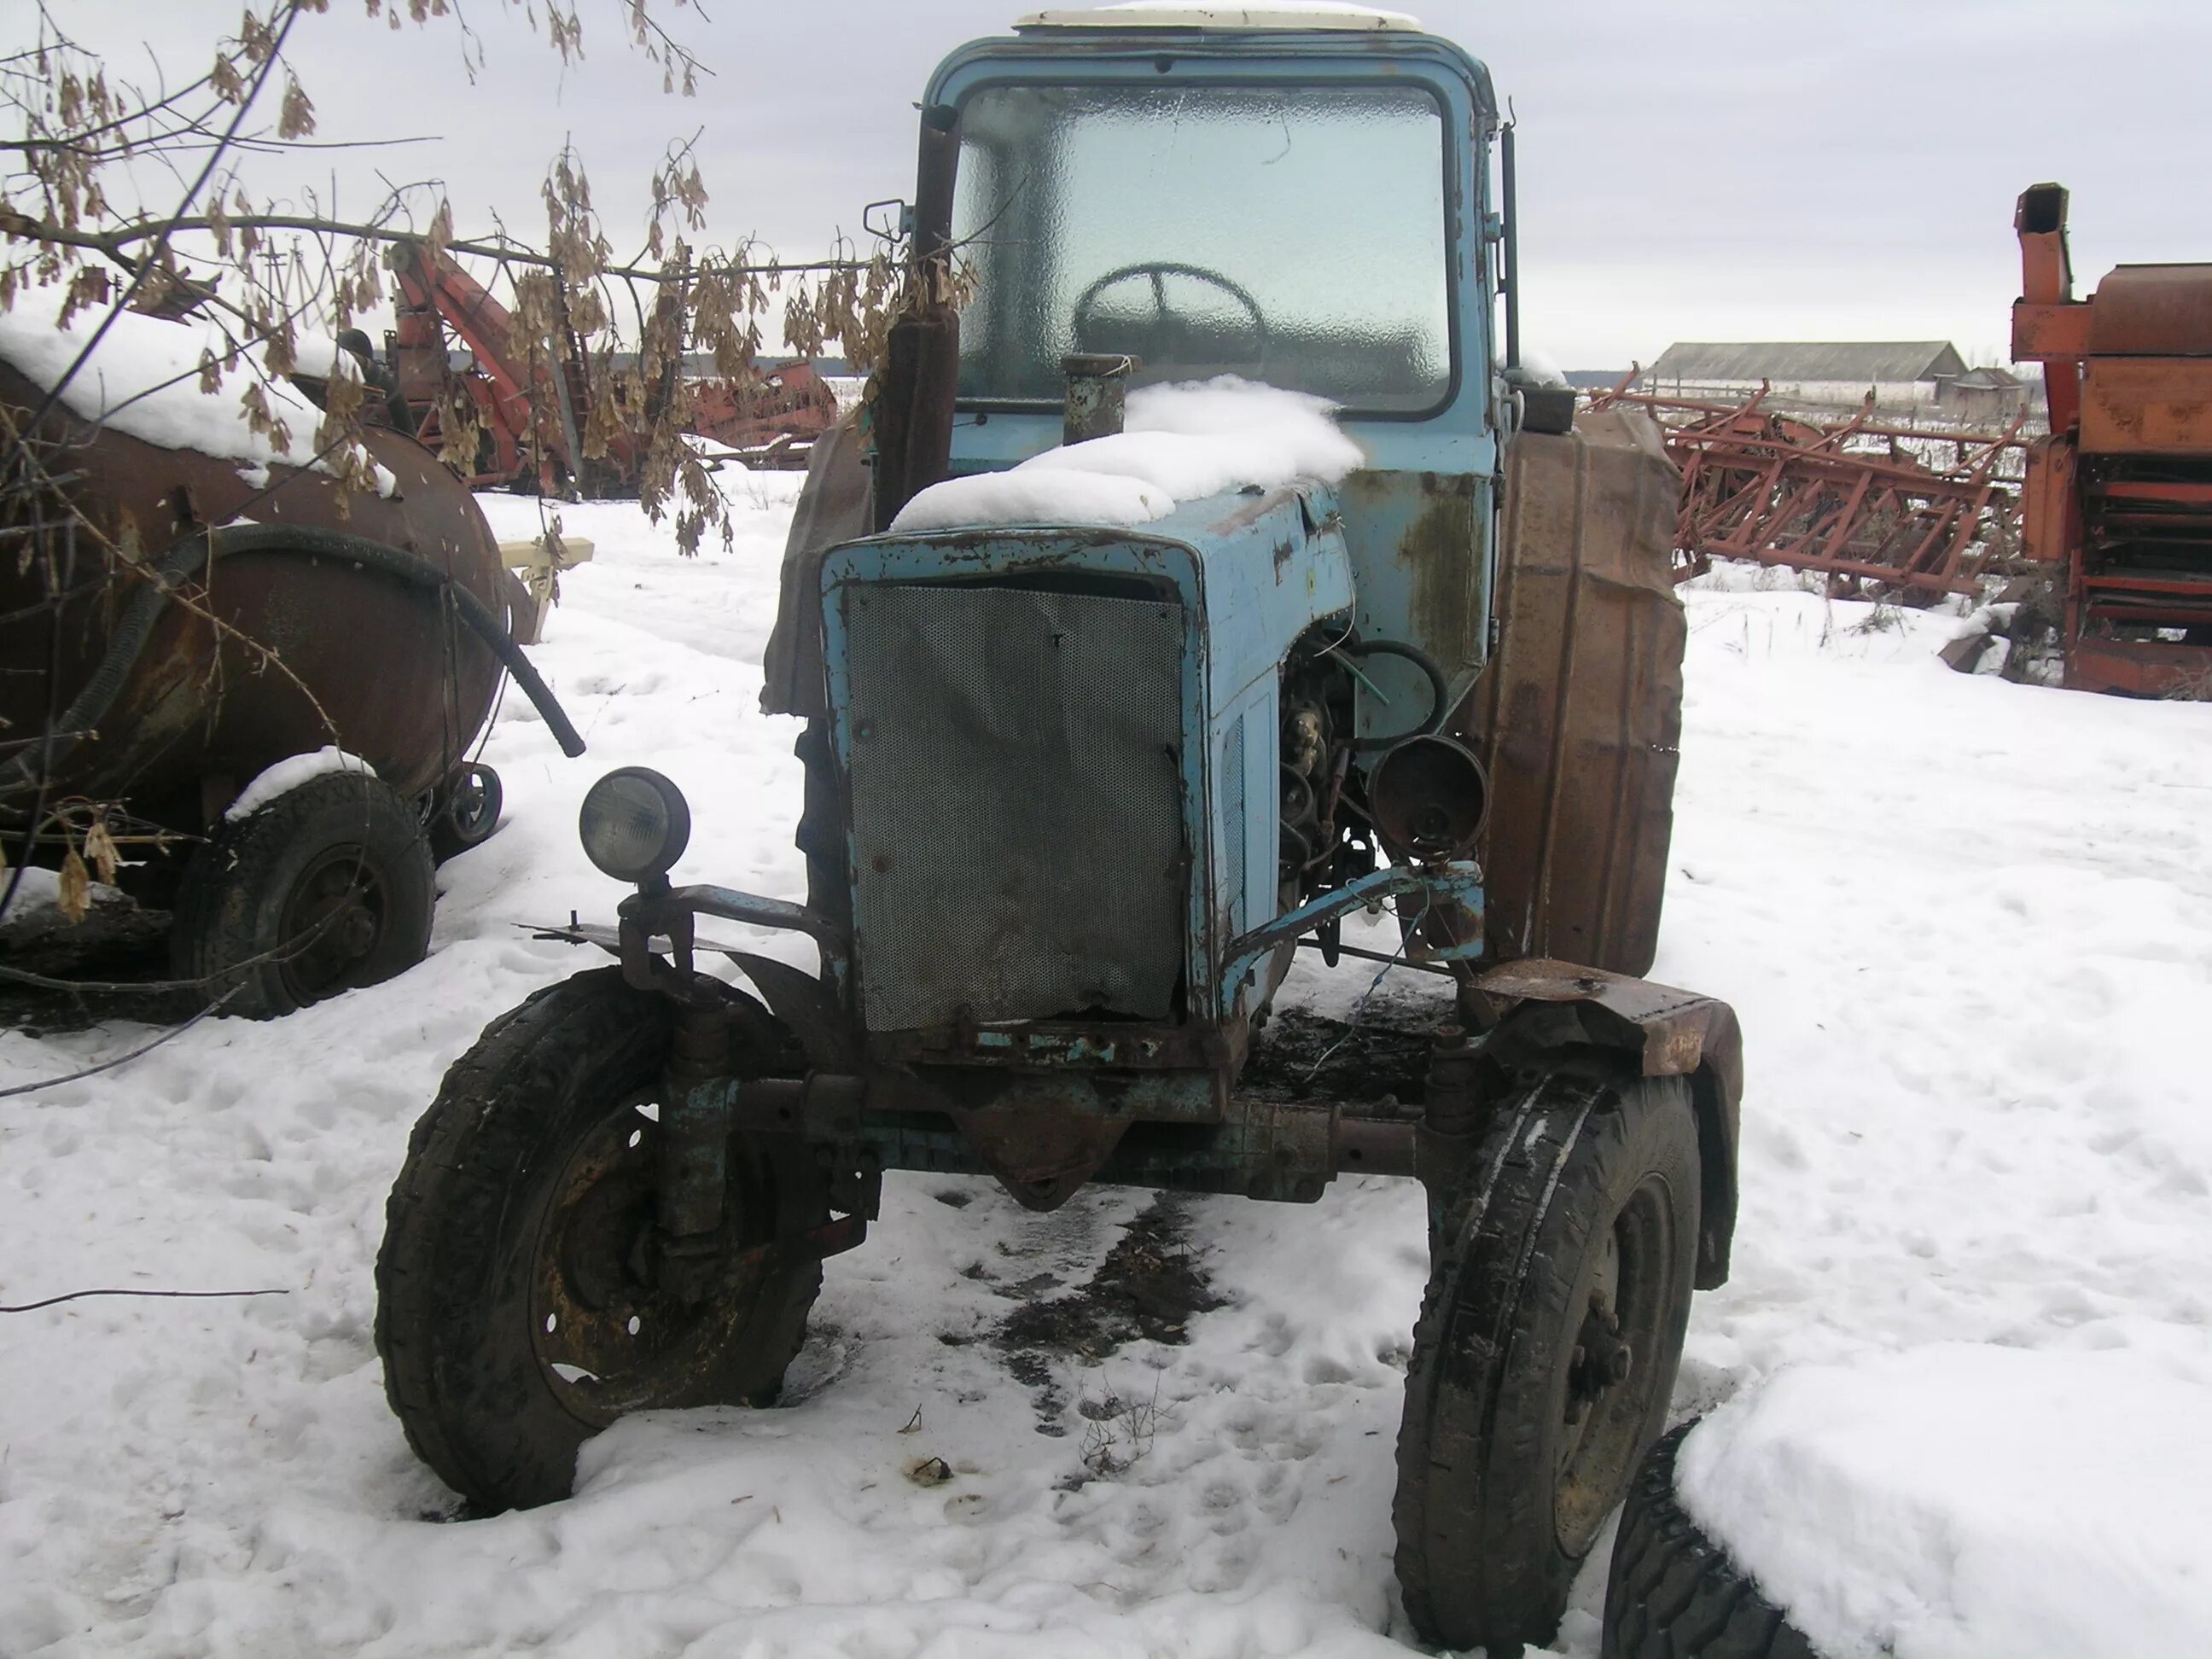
949;82;1452;413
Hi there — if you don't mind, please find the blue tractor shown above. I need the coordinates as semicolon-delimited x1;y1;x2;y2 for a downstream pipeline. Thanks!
377;9;1743;1650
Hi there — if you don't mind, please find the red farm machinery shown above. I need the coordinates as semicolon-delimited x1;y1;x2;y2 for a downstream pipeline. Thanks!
387;242;839;494
2010;183;2212;696
1586;379;2027;600
1586;183;2212;699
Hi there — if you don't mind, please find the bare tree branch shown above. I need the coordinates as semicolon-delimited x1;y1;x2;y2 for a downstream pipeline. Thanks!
3;207;870;282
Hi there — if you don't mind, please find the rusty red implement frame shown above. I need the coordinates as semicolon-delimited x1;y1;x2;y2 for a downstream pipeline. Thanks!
1588;378;2027;597
389;242;839;493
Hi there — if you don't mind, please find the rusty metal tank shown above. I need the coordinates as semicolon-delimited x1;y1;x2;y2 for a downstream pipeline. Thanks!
0;356;512;850
0;321;586;1016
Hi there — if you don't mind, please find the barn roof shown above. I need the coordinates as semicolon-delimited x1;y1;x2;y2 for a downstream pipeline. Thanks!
1648;341;1969;384
1951;366;2023;390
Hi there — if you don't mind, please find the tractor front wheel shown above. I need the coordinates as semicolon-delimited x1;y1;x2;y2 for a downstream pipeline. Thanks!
375;967;829;1511
1394;1068;1702;1655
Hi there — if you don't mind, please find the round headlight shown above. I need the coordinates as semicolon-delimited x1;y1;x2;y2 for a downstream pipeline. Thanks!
578;766;691;882
1368;735;1488;861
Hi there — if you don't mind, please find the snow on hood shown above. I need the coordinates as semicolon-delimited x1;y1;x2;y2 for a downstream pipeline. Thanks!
1674;1340;2212;1658
0;282;395;498
888;376;1363;533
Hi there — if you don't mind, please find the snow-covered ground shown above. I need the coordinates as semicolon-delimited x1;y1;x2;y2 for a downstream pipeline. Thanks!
3;485;2209;1657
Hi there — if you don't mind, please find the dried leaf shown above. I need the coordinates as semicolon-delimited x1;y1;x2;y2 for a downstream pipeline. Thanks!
84;819;119;887
276;75;317;140
57;849;90;923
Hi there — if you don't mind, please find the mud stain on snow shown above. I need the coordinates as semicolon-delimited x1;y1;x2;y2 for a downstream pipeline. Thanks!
993;1195;1225;1435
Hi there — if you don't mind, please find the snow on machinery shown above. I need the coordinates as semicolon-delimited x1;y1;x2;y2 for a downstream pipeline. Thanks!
387;240;839;492
373;9;1744;1655
0;296;585;1017
2011;182;2212;696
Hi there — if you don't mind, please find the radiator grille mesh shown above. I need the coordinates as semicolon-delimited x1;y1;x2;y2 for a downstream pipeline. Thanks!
841;584;1186;1032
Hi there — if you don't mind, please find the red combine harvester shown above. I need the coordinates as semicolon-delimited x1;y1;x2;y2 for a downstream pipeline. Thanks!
387;242;839;493
2011;183;2212;695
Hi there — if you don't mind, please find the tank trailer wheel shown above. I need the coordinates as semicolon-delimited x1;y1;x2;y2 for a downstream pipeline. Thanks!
428;761;504;862
375;967;829;1512
1394;1069;1702;1655
170;768;434;1018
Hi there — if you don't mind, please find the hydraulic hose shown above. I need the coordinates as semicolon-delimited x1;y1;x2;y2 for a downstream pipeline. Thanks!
1339;635;1451;751
3;521;585;798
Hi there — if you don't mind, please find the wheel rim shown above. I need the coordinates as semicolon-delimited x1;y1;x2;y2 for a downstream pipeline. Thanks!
276;845;387;1004
1553;1172;1681;1553
446;765;497;842
527;1097;770;1427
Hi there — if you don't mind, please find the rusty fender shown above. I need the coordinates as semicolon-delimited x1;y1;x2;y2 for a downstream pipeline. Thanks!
1468;958;1743;1289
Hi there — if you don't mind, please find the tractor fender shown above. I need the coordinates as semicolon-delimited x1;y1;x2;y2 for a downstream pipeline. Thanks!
1468;958;1742;1289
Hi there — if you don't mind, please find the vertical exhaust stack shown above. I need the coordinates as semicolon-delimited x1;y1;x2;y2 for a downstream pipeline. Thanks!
872;105;964;533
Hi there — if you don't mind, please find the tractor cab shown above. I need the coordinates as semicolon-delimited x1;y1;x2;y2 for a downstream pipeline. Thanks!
902;7;1509;742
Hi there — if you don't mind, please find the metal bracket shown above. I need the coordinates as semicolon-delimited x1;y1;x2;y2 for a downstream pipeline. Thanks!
1217;860;1484;1004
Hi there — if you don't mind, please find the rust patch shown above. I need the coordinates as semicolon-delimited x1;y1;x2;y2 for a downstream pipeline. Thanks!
1399;479;1478;671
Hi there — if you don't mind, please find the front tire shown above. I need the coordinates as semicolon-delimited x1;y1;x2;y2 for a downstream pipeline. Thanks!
375;968;827;1511
1394;1068;1702;1654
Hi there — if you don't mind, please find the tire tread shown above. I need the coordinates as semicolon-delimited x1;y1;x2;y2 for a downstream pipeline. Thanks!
1600;1423;1825;1659
1395;1070;1701;1652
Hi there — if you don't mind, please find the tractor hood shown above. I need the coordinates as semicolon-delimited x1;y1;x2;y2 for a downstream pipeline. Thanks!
823;481;1353;726
818;484;1352;1035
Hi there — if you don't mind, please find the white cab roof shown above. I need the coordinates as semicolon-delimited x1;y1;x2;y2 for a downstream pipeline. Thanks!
1016;3;1422;32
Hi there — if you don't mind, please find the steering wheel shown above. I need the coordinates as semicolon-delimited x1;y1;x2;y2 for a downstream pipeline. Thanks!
1069;261;1272;375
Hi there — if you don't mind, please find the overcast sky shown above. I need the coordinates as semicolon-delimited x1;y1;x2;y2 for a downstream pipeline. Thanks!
39;0;2212;369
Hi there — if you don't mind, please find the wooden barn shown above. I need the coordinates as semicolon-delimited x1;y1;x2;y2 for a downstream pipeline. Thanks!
1645;341;1970;412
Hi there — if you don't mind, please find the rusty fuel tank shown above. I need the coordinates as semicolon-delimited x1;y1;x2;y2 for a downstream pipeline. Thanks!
0;353;519;854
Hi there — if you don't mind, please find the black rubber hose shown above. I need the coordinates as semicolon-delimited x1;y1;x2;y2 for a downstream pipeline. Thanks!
2;522;585;798
1340;636;1450;751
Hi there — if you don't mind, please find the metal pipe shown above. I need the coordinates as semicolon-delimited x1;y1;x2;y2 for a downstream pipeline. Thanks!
1062;353;1136;445
1336;1115;1417;1178
1297;938;1452;976
911;103;961;269
1500;121;1521;371
871;104;963;533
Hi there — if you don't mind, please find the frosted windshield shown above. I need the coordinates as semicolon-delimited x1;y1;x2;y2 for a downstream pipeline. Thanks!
949;82;1452;413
